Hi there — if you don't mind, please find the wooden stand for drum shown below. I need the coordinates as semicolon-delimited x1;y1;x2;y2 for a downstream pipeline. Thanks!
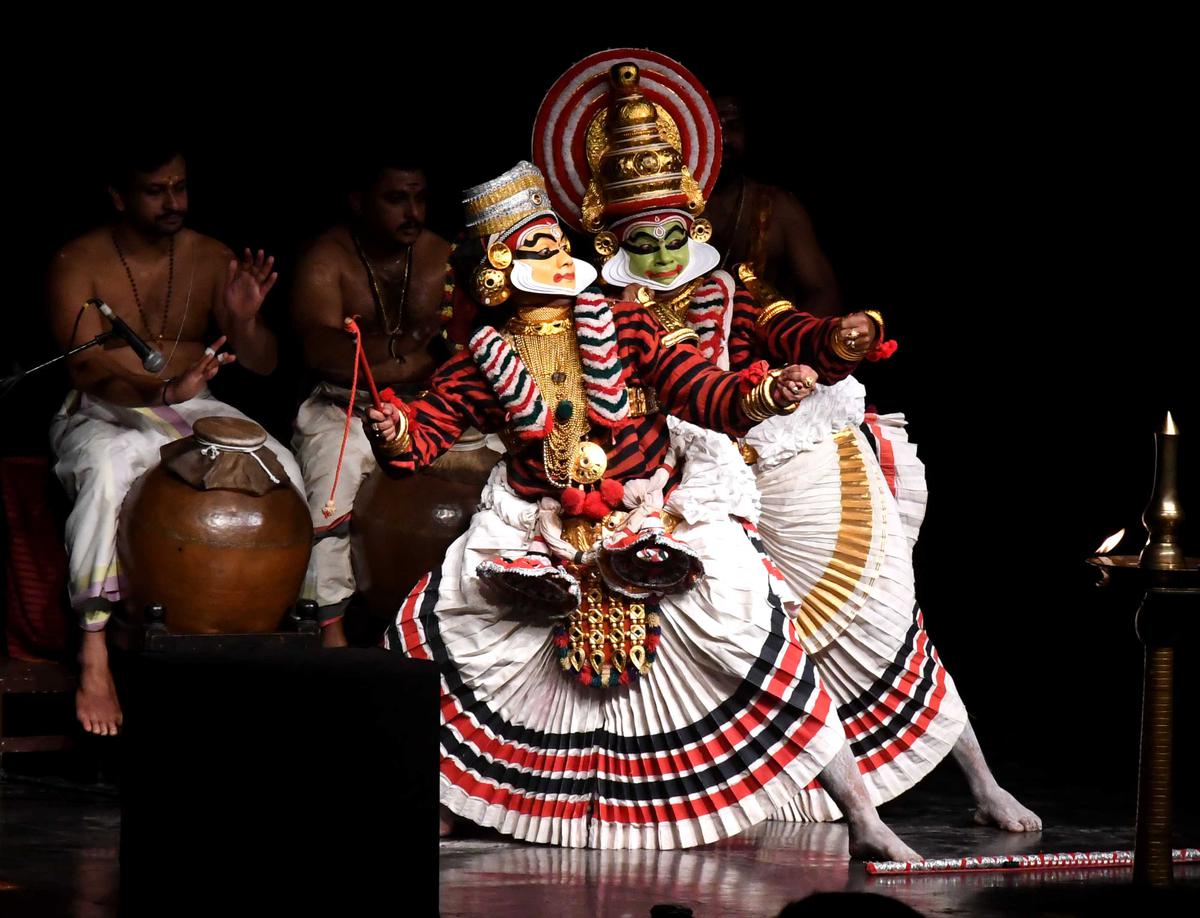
117;417;313;635
351;432;501;629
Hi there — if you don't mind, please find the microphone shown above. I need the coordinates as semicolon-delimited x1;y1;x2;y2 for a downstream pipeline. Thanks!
89;298;167;373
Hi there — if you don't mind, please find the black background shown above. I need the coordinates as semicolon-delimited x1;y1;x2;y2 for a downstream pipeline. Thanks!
5;28;1195;812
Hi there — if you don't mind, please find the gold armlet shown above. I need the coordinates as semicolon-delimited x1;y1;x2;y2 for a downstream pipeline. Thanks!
755;299;796;328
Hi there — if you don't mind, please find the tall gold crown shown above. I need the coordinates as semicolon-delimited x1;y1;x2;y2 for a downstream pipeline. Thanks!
580;63;706;233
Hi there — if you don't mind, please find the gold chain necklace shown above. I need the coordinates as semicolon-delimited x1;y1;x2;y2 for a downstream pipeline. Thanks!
505;313;590;489
352;232;411;336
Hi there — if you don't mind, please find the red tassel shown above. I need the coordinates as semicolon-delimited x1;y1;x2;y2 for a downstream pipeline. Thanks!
582;489;610;520
619;670;631;685
561;487;586;516
739;359;769;394
865;339;899;362
599;478;624;508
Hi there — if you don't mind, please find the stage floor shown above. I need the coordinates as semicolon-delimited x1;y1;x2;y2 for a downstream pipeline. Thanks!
1;759;1197;916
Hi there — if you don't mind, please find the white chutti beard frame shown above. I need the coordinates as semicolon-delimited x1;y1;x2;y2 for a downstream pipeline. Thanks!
509;257;598;296
601;239;720;292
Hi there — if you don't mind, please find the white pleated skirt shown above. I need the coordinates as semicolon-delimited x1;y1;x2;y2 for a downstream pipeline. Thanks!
384;467;845;849
752;414;968;821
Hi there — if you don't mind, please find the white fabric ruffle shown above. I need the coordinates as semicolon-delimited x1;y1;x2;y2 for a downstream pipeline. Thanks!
743;376;867;471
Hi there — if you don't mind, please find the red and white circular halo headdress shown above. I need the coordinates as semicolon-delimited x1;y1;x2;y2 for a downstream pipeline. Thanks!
533;48;722;233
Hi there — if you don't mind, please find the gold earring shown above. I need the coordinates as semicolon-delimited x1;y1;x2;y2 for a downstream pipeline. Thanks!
472;265;511;307
487;241;512;270
593;230;618;263
689;219;713;243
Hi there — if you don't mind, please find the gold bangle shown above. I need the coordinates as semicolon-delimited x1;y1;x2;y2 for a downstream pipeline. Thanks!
376;410;411;455
863;309;885;345
755;299;796;329
740;381;771;423
764;369;798;415
829;324;864;362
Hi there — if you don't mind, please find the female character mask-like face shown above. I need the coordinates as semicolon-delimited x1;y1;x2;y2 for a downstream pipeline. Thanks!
622;218;691;284
508;218;596;295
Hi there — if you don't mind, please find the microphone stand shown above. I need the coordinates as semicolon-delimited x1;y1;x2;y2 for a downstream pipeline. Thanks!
0;332;114;399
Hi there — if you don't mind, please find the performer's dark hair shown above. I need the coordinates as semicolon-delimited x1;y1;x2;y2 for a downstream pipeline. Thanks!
105;143;185;191
346;147;429;192
448;233;483;293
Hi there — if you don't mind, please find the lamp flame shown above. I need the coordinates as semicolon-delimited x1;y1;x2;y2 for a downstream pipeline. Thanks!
1096;529;1125;555
1164;411;1178;435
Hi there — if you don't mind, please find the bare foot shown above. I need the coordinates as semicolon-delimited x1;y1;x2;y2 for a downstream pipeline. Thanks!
973;785;1042;832
321;620;349;648
847;817;922;863
77;631;122;736
439;805;457;838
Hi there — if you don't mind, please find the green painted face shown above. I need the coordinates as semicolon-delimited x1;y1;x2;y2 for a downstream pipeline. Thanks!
622;219;690;283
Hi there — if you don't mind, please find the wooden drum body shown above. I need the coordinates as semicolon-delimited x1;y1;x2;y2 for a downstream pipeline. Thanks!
351;436;501;623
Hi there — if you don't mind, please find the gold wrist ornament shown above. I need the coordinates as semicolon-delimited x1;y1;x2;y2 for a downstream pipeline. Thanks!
376;409;411;455
830;323;865;362
864;309;885;344
741;369;798;423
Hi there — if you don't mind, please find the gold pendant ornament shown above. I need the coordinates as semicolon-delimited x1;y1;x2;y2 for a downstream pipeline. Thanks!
554;565;663;689
570;441;608;484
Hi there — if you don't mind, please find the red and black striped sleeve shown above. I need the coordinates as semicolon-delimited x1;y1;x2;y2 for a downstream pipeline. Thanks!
728;286;858;383
615;300;756;437
373;350;504;474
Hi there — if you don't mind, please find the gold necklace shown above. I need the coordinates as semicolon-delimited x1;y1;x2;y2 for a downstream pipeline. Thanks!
505;313;591;489
650;277;705;323
352;232;411;335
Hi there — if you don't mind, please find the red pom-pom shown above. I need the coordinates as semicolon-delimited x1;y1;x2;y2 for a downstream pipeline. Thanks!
579;667;593;685
619;670;631;685
561;487;586;516
645;633;661;652
582;489;611;520
599;478;624;508
865;339;899;362
377;388;411;417
553;633;569;648
739;359;769;394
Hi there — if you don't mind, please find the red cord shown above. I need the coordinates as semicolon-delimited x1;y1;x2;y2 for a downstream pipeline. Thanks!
323;319;365;518
345;317;383;409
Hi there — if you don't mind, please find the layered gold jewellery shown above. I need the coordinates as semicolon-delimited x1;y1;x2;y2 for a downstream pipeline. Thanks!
504;307;598;489
635;280;703;347
352;232;412;361
741;368;799;423
829;310;885;361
